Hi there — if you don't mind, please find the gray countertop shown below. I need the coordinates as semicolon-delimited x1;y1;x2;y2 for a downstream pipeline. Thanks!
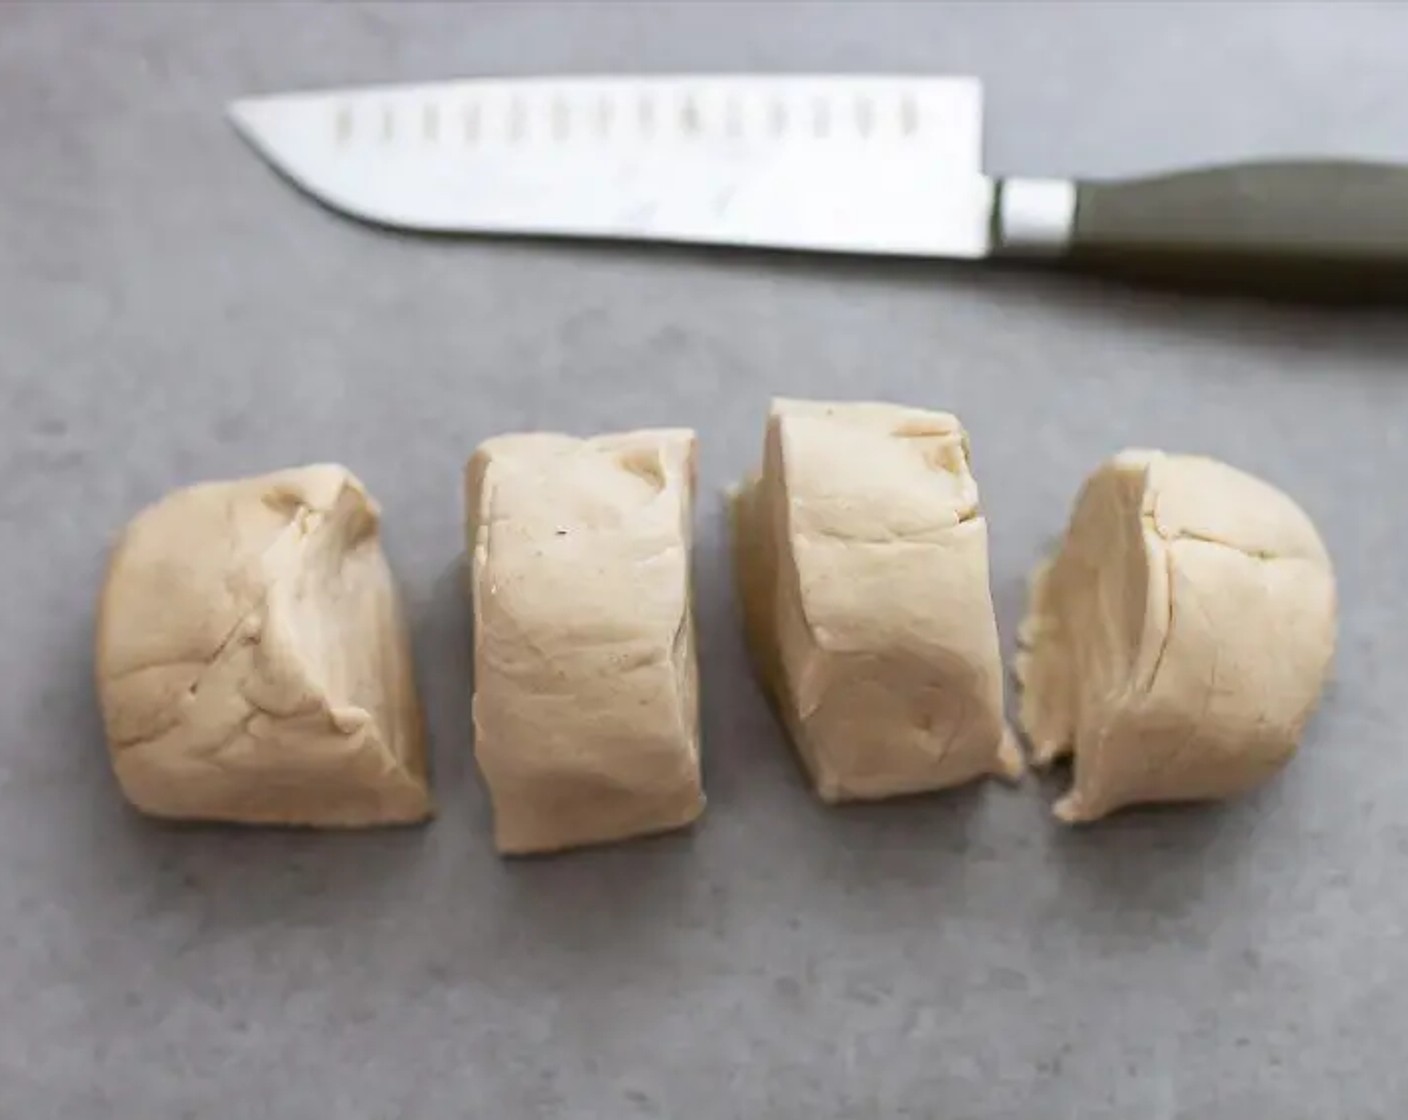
4;3;1408;1116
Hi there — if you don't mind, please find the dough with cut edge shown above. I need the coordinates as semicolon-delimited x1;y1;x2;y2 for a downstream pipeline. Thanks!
731;398;1022;803
1015;450;1337;823
95;464;433;827
466;428;704;855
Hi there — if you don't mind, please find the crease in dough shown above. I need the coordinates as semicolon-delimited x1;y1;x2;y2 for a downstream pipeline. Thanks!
1014;449;1337;823
95;464;432;827
465;428;704;855
731;398;1022;804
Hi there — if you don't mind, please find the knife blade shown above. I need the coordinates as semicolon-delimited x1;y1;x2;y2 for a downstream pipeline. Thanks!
230;74;1408;300
228;75;996;257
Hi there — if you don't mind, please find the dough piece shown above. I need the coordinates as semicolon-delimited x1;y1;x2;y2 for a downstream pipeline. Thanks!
466;429;704;855
1015;450;1337;823
95;465;433;827
731;398;1022;803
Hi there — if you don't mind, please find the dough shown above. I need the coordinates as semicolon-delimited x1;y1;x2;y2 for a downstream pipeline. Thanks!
466;429;704;855
1015;450;1337;823
731;398;1022;803
95;465;433;827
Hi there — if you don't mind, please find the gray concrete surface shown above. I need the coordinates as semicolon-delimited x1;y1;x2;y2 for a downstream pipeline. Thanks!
4;2;1408;1116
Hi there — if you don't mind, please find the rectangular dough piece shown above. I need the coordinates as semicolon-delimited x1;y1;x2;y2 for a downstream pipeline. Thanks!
732;398;1022;803
466;429;704;854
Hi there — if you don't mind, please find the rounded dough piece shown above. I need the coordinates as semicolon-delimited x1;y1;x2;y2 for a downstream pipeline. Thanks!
1014;450;1336;823
95;464;433;827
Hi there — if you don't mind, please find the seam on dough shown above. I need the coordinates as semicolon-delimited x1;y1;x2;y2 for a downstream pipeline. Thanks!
1146;495;1289;563
106;658;212;685
669;606;700;764
110;495;338;753
109;608;265;752
1141;598;1221;790
1156;525;1278;561
786;508;981;659
1140;536;1177;698
1137;506;1313;699
796;519;976;545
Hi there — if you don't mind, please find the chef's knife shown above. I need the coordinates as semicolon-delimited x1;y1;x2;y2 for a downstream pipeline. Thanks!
228;75;1408;298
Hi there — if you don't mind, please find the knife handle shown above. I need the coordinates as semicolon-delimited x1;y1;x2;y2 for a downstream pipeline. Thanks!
994;160;1408;299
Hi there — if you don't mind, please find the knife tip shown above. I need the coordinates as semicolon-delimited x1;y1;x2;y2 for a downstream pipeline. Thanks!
225;97;260;138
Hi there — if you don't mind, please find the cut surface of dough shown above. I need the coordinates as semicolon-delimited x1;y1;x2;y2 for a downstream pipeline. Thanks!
732;398;1022;803
96;464;433;827
1015;450;1337;823
466;429;704;855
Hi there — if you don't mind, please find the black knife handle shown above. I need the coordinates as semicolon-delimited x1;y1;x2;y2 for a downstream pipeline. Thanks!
994;160;1408;300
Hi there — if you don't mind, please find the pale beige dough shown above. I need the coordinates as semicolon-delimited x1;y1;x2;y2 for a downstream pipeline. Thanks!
465;429;704;855
95;464;433;827
731;398;1022;803
1015;449;1337;823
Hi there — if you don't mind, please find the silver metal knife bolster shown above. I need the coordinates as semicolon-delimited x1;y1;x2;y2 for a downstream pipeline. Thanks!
993;177;1077;256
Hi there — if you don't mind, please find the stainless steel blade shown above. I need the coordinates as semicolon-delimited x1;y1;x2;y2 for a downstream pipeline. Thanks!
228;75;993;258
